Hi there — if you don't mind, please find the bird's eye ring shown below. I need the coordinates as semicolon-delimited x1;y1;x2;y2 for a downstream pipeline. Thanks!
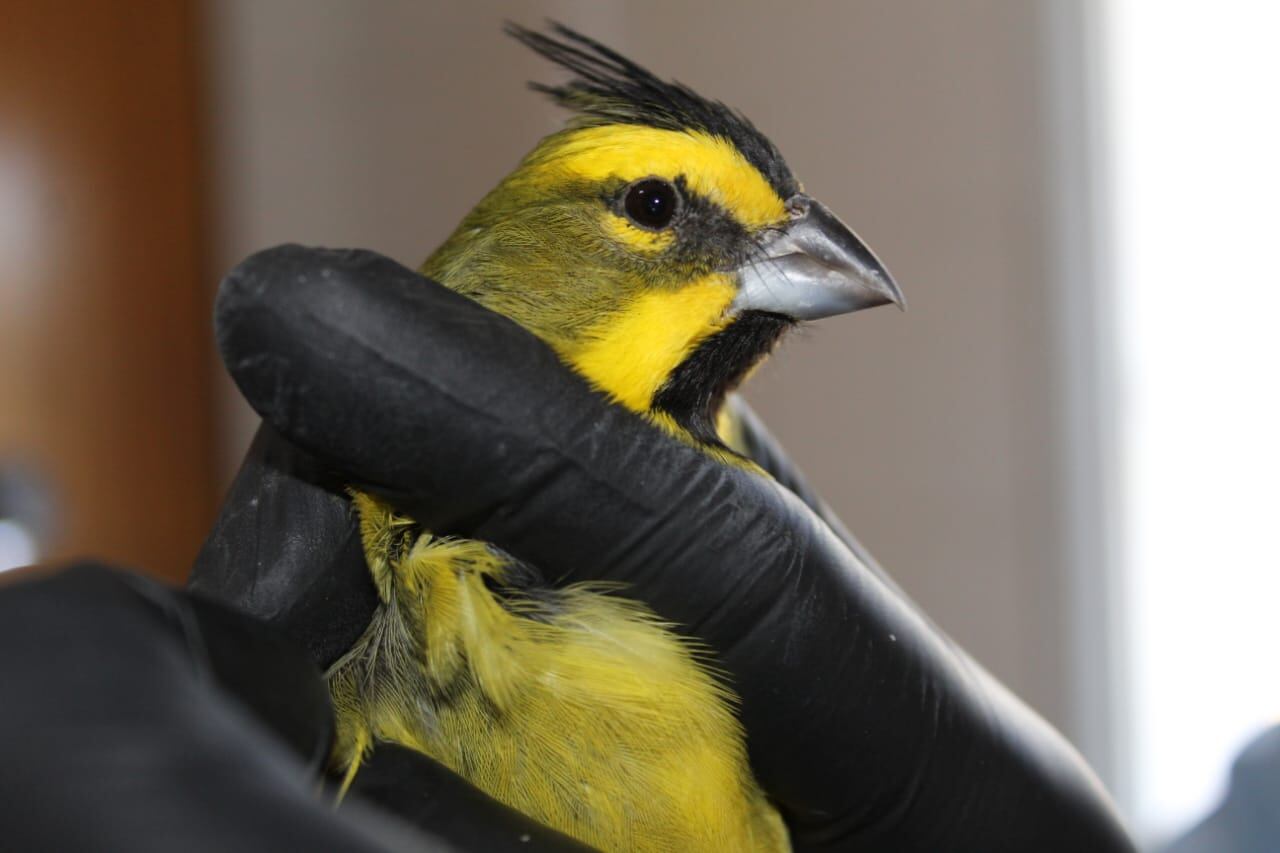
622;178;681;231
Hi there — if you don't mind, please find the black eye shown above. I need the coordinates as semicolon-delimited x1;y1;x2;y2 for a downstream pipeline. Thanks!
623;179;680;230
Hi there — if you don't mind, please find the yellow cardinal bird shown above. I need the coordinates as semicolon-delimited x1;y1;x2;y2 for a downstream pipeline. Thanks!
327;22;902;851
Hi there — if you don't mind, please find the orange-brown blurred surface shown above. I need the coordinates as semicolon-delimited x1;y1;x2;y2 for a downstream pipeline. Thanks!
0;1;213;581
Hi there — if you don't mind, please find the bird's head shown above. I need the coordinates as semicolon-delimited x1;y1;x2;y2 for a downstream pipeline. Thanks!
423;23;902;451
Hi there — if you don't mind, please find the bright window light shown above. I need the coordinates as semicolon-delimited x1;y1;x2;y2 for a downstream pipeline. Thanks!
1103;1;1280;842
0;518;37;574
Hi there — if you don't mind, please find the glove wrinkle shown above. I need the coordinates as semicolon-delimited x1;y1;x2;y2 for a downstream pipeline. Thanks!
191;424;379;670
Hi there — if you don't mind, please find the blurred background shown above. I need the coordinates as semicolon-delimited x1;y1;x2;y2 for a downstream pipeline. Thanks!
2;1;1276;846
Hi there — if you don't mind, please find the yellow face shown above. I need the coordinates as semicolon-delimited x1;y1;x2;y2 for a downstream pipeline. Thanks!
425;124;795;425
535;127;794;414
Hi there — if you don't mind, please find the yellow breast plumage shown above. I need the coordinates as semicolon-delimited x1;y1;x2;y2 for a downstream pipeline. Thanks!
328;494;787;851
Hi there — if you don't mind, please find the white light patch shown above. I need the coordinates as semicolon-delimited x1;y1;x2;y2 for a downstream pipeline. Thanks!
1105;0;1280;842
0;519;38;574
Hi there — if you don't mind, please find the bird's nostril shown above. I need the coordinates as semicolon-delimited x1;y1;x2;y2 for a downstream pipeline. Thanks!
786;195;811;219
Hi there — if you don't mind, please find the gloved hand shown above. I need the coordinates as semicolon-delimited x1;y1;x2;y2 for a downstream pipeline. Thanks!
193;245;1135;852
0;562;589;852
0;563;400;851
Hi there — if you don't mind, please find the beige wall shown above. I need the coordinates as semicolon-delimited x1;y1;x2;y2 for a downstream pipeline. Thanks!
208;0;1100;776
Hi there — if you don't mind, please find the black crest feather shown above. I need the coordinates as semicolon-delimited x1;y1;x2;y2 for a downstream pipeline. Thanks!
506;21;799;200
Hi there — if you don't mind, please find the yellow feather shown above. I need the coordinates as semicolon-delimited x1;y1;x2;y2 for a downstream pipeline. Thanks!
535;126;789;230
566;273;736;413
329;498;788;851
600;213;676;255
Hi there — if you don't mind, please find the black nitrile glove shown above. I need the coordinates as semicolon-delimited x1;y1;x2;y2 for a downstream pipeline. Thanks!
192;245;1135;852
0;563;416;851
0;564;586;852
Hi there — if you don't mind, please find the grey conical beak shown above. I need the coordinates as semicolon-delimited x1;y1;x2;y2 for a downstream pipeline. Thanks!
731;196;904;320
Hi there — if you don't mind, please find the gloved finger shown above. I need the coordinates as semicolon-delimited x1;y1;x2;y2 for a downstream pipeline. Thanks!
189;422;377;671
187;395;881;678
0;563;442;852
723;394;903;594
217;245;1133;851
346;745;595;852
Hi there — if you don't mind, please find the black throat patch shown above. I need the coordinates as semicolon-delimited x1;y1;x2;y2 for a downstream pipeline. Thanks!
651;312;793;448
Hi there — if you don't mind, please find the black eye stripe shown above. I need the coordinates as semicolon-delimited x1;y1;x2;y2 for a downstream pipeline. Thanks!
623;178;680;230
